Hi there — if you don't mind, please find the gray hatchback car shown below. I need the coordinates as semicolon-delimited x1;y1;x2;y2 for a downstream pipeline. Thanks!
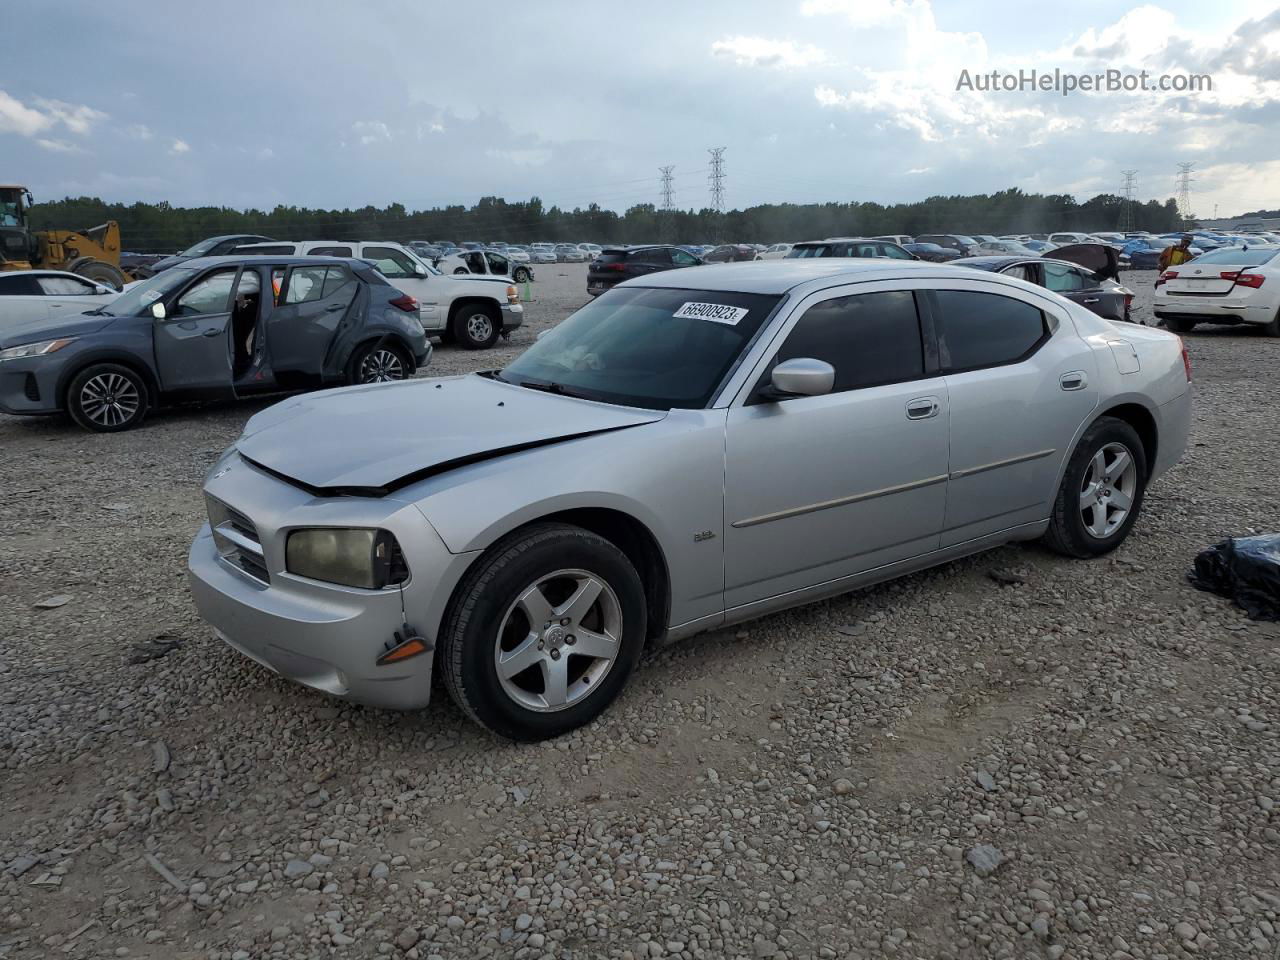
0;255;430;431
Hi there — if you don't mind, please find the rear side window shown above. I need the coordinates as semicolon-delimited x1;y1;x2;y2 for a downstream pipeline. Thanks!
636;248;672;265
935;290;1048;373
0;274;42;295
310;246;353;257
1043;262;1087;293
321;266;355;298
773;290;925;394
284;266;329;304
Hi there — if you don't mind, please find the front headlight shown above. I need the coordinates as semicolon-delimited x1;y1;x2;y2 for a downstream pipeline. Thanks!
0;338;77;362
285;528;407;589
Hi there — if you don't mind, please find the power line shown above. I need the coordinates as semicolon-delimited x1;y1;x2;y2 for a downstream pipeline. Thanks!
1175;162;1195;226
1120;170;1138;232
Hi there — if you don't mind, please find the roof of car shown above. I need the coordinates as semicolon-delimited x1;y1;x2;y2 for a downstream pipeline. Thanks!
0;269;98;280
625;258;1027;296
182;255;375;268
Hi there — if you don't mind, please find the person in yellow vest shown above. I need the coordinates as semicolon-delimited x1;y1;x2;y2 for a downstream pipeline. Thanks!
1159;234;1194;271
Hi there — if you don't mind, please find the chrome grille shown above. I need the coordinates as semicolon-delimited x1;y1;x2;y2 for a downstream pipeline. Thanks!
207;496;269;584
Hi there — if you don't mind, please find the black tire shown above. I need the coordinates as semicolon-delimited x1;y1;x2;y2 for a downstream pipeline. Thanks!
437;327;456;345
453;267;468;275
1043;417;1148;558
65;362;149;432
513;268;531;283
451;304;501;350
346;341;410;385
440;523;647;741
1162;316;1196;334
70;259;126;291
1261;309;1280;338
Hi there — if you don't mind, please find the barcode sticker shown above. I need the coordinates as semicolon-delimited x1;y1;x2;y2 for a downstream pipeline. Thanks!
673;302;749;325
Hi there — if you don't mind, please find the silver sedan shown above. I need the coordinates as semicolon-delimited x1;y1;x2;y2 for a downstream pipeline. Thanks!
188;260;1191;740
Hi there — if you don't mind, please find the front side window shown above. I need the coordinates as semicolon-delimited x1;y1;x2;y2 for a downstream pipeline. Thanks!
772;290;924;395
364;246;415;279
37;276;97;296
499;287;781;410
671;249;699;266
935;290;1048;373
486;253;510;273
174;269;238;316
880;243;914;259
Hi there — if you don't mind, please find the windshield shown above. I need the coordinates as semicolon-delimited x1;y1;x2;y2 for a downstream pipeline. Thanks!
101;268;197;316
1191;248;1278;265
178;238;222;257
498;286;781;410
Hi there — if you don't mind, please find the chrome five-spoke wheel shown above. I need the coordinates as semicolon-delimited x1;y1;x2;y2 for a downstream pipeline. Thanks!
1079;441;1137;539
494;569;622;712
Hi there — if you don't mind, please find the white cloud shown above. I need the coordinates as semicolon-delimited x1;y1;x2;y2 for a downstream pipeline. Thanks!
33;97;107;135
36;138;80;153
352;120;392;145
169;138;191;155
0;90;53;136
257;147;274;160
711;36;828;69
125;123;153;141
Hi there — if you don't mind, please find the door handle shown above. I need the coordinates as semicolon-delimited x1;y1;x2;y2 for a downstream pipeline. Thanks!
202;328;222;338
1060;371;1088;391
906;396;940;420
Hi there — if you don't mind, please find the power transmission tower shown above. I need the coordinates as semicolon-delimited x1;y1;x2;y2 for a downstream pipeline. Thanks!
708;147;726;242
1175;162;1195;226
1120;170;1138;232
659;165;674;243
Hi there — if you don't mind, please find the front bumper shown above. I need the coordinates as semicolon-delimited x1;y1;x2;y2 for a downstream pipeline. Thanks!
500;302;524;330
0;356;64;415
186;454;475;711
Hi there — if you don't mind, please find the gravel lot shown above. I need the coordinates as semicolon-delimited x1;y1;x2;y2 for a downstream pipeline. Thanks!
1;266;1278;960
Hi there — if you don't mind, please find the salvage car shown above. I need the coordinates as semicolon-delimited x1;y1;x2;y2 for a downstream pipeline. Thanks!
236;240;523;349
437;248;534;284
587;244;703;296
0;269;120;325
1154;246;1280;335
187;258;1191;740
954;244;1135;323
0;256;430;432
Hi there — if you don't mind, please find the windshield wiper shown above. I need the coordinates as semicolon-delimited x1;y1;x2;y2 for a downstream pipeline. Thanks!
509;378;592;399
82;307;113;317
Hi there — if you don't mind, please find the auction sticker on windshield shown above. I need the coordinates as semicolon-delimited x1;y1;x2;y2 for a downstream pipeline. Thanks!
673;301;749;325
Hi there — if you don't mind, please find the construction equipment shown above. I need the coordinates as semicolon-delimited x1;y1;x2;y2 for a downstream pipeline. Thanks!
0;185;130;290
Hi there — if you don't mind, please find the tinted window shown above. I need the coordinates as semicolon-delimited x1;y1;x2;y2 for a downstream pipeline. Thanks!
597;251;627;264
310;246;353;257
486;253;510;273
636;248;672;265
935;290;1048;372
284;266;328;304
0;274;42;295
174;269;237;316
364;246;416;279
773;291;924;394
237;245;295;256
1043;262;1087;293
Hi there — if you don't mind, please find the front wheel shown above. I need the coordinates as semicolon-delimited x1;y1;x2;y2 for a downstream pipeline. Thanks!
513;268;531;283
440;523;647;741
66;363;149;432
451;305;501;350
1043;417;1147;558
347;341;410;384
453;267;469;275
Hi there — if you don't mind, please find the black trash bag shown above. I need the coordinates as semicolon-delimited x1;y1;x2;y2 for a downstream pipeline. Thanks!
1188;534;1280;621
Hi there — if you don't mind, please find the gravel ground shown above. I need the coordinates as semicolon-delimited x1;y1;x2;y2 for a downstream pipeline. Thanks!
1;267;1278;960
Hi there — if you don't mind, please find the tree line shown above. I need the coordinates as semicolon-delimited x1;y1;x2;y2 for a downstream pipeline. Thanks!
25;188;1186;253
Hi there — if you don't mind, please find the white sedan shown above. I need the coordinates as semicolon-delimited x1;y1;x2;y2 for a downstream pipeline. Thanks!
1154;246;1280;335
554;244;586;263
755;243;793;261
0;270;119;325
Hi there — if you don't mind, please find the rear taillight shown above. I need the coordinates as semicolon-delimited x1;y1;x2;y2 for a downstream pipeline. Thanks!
1180;338;1192;382
598;262;627;272
1234;272;1265;289
1156;270;1177;287
389;294;418;312
1219;271;1239;280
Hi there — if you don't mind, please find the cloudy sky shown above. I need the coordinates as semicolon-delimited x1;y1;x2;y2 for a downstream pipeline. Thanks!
5;0;1279;218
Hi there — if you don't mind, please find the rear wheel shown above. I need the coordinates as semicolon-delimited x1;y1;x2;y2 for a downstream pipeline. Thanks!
66;363;149;432
1043;417;1147;558
69;259;126;291
513;267;531;283
347;341;410;384
1162;316;1196;333
440;523;647;741
453;267;469;275
1261;309;1280;337
451;304;501;350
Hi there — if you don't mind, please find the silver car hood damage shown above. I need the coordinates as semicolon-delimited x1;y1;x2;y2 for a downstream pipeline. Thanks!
236;374;667;495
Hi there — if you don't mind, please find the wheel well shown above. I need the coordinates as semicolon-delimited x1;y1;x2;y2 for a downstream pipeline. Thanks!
350;335;415;374
59;355;159;410
1098;403;1158;477
448;297;503;329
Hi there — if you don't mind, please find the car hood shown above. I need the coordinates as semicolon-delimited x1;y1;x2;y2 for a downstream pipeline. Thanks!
150;255;187;272
1049;243;1121;281
0;311;118;348
236;373;668;494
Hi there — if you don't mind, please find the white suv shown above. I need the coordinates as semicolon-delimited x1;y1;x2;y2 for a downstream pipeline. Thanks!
233;240;522;349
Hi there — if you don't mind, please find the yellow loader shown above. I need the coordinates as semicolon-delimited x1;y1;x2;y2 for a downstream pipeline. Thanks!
0;184;130;290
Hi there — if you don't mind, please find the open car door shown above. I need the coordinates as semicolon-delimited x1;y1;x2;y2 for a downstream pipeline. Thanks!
1050;243;1121;282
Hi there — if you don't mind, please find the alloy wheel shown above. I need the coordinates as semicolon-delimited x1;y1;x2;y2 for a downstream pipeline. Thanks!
465;312;494;344
359;348;405;382
1080;441;1138;539
494;569;623;712
80;373;141;428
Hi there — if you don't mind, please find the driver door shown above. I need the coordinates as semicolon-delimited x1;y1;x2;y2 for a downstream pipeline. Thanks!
153;267;238;397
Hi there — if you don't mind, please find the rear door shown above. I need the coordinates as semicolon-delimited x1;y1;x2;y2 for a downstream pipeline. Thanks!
630;247;673;276
266;264;360;377
153;267;239;396
931;284;1099;546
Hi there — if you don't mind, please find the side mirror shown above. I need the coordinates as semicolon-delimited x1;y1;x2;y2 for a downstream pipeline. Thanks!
150;301;167;320
414;263;427;276
763;358;834;400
